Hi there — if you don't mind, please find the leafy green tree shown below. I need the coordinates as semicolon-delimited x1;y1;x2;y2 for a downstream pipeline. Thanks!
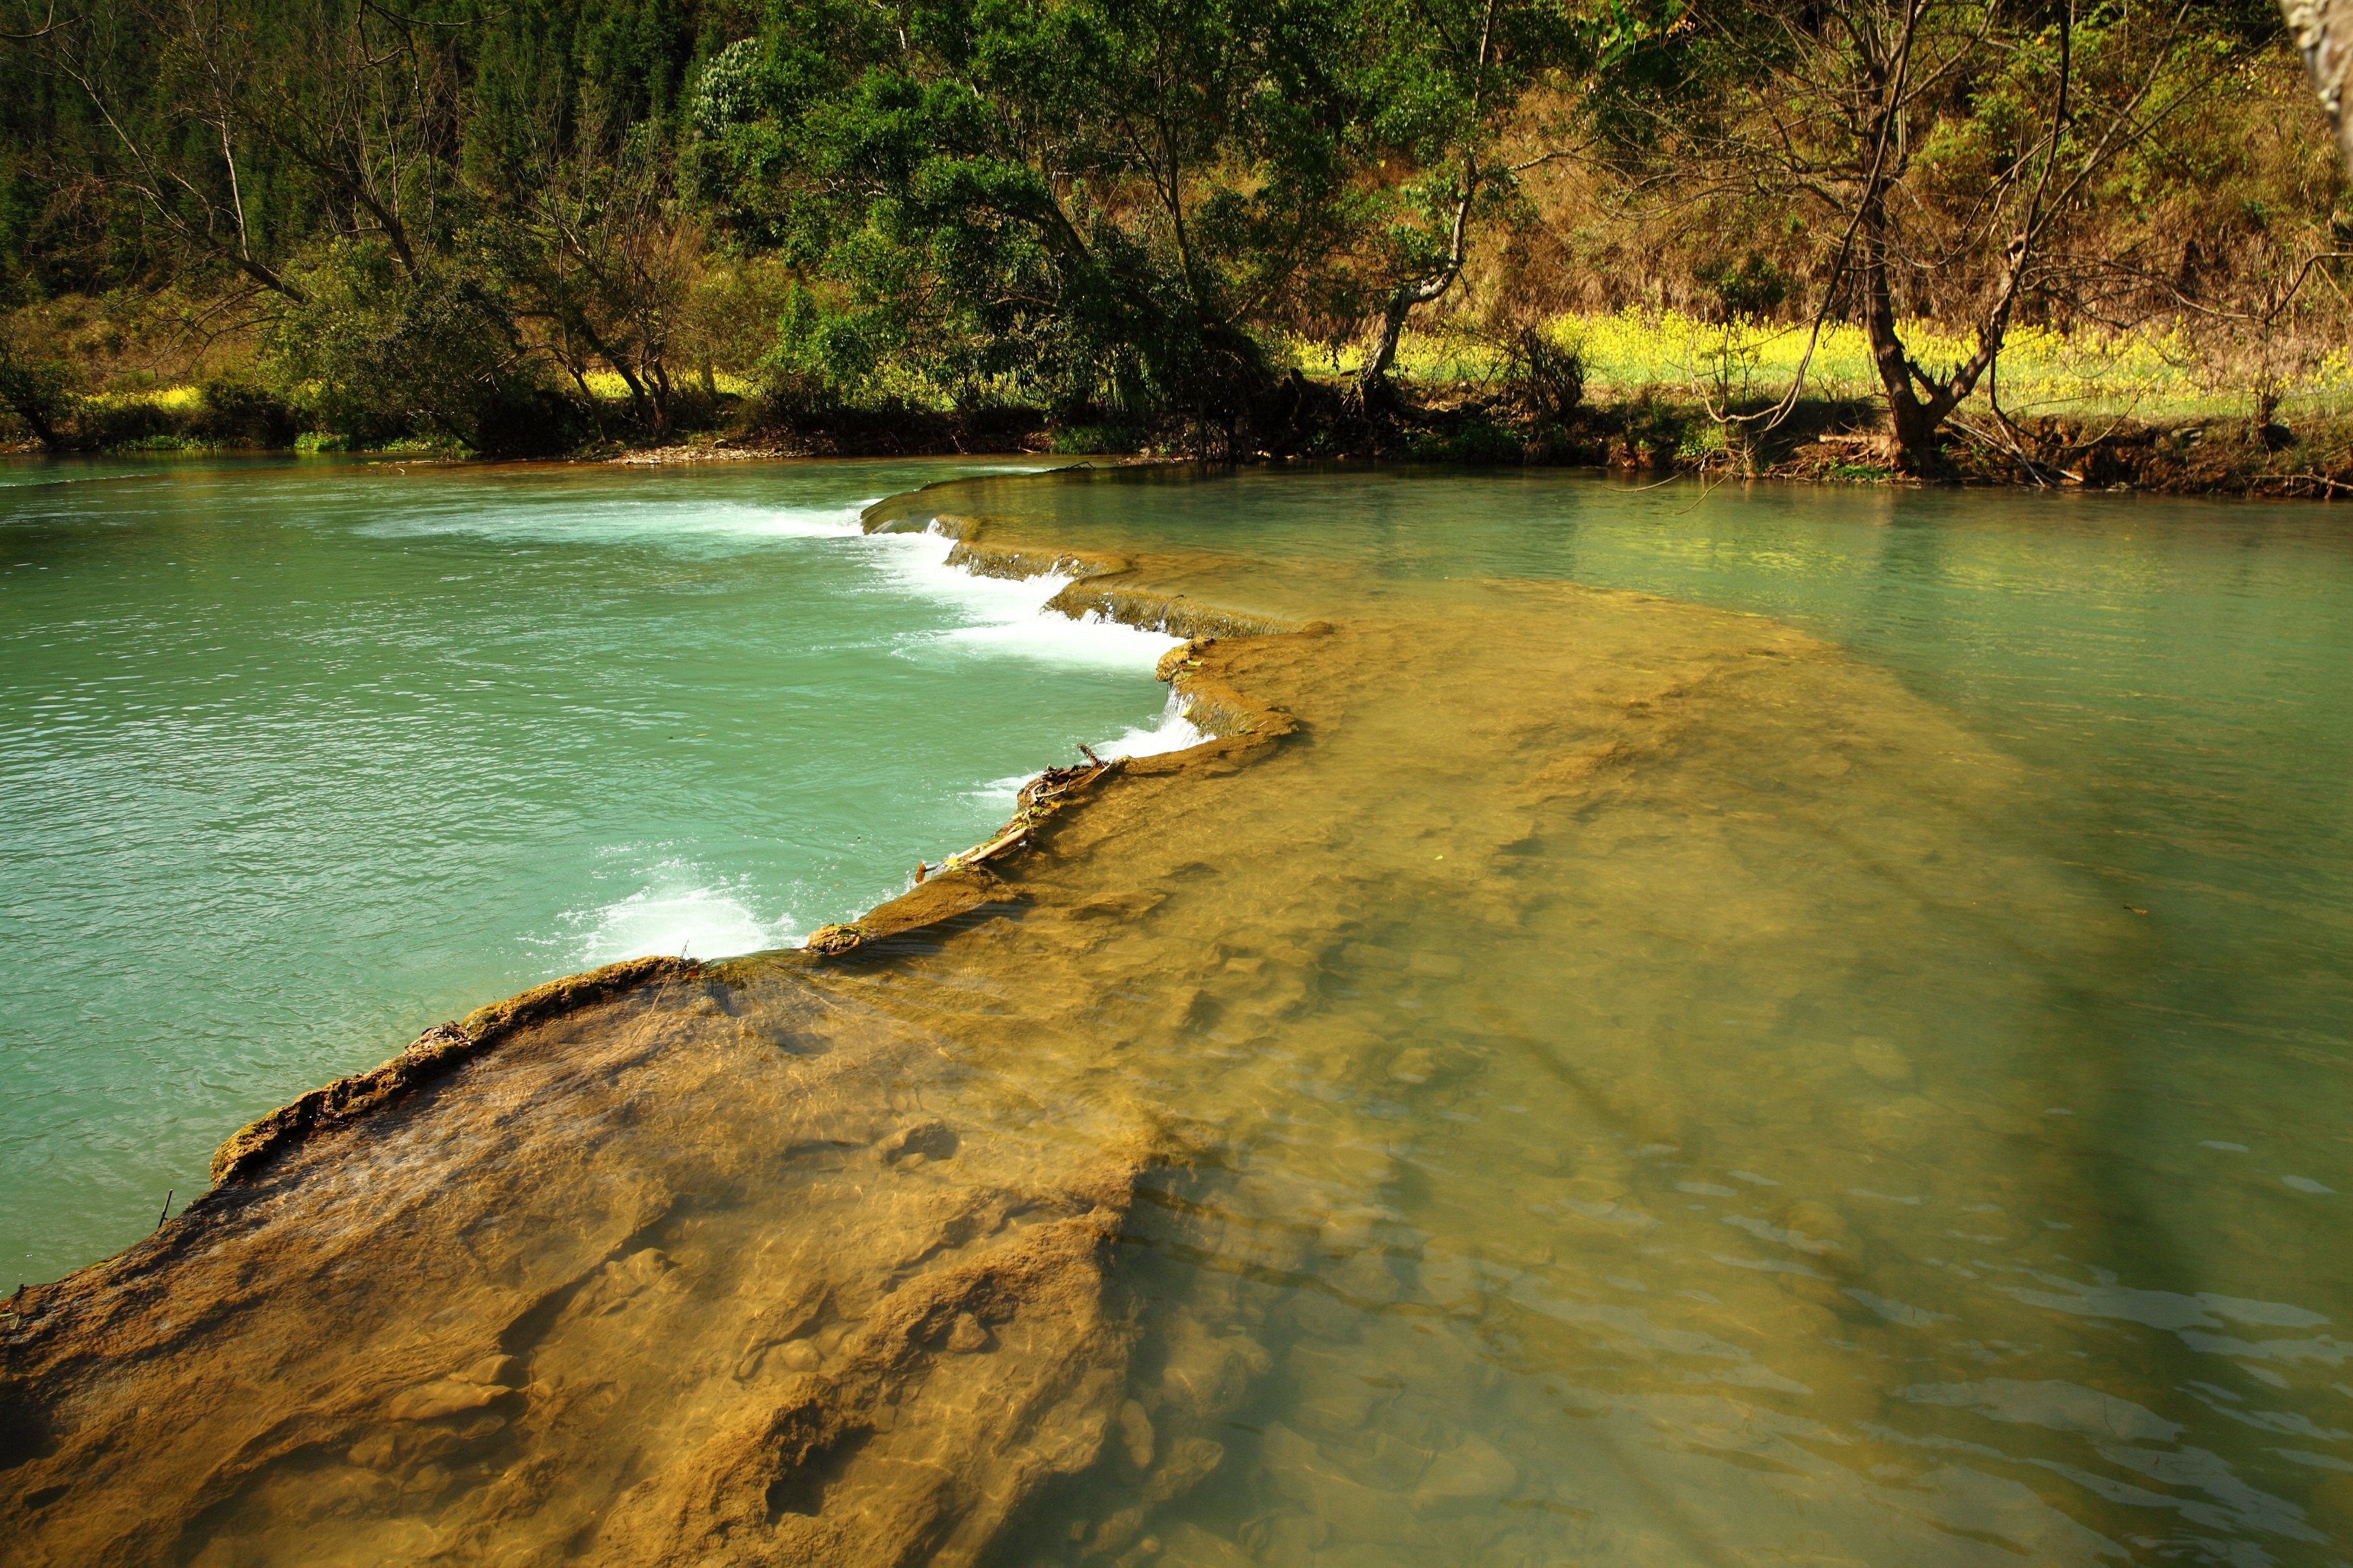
1349;0;1588;397
264;239;569;453
4;0;2333;459
690;0;1387;437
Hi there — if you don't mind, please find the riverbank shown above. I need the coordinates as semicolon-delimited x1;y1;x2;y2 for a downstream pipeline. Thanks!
14;385;2348;498
8;463;2349;1566
9;303;2346;495
19;399;2350;498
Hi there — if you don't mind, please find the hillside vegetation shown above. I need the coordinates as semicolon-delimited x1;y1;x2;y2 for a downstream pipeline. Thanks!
1;0;2343;483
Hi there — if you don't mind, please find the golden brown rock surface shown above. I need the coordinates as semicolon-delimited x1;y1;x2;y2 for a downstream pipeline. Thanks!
3;468;2197;1566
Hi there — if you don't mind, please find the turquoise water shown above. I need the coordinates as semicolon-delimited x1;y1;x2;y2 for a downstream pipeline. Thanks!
7;459;2353;1563
0;457;1186;1286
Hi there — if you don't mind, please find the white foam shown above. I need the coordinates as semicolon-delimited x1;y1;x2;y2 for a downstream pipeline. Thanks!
960;697;1208;825
968;772;1037;810
738;504;872;541
927;614;1183;667
566;876;793;967
549;506;1204;963
868;528;1206;796
871;525;1184;668
865;523;1065;607
364;500;870;550
1099;692;1207;759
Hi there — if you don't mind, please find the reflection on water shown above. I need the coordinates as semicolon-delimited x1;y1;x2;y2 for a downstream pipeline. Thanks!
7;466;2348;1566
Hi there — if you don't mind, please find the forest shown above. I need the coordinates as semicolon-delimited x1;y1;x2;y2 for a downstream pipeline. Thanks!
0;0;2344;478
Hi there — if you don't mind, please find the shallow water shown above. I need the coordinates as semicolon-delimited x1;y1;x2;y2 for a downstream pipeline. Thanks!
0;457;1184;1284
7;464;2350;1567
873;468;2353;1564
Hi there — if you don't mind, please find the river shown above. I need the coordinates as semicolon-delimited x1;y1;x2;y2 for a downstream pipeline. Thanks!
0;456;1183;1284
3;459;2348;1565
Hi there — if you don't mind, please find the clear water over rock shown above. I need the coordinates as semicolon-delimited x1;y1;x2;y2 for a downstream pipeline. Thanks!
5;464;2350;1565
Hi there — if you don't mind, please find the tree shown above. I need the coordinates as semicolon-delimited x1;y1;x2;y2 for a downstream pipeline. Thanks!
480;134;705;435
689;0;1384;438
26;0;310;300
240;0;465;282
265;239;570;453
0;324;77;446
1350;0;1585;398
7;0;474;304
1612;0;2266;471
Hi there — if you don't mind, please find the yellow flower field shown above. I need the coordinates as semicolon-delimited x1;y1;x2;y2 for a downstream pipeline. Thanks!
1352;309;2352;420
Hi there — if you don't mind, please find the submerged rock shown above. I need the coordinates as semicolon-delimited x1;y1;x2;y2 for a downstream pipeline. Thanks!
7;468;2224;1565
0;958;1186;1568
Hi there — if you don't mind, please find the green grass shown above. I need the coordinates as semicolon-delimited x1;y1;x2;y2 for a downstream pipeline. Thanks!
105;433;222;453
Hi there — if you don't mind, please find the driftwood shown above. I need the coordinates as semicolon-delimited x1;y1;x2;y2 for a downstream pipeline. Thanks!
802;756;1123;957
947;755;1118;871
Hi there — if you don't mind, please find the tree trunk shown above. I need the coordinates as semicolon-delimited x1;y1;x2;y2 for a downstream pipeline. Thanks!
568;312;651;430
1359;269;1450;397
6;392;63;450
1857;205;1946;473
2284;0;2353;172
0;349;70;450
1357;184;1470;404
1357;0;1497;405
648;357;672;435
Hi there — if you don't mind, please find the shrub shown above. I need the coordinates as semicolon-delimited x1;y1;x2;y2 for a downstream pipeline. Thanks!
1450;416;1529;464
1507;328;1584;424
1405;415;1526;465
196;373;301;447
1045;422;1147;454
266;243;582;455
0;334;79;448
75;396;178;449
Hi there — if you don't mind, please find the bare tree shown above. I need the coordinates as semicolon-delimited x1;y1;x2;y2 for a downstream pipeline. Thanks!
245;0;463;281
481;125;703;436
3;0;62;40
31;0;308;299
1658;0;2238;471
